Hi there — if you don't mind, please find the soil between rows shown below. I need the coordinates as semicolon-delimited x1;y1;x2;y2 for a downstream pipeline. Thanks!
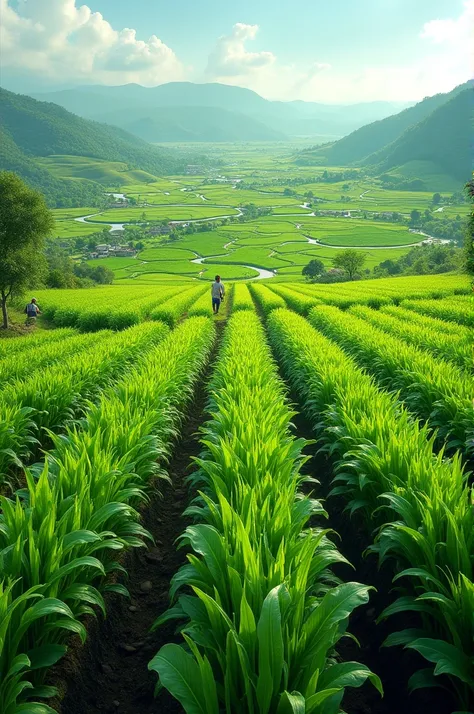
290;408;458;714
53;322;229;714
50;311;457;714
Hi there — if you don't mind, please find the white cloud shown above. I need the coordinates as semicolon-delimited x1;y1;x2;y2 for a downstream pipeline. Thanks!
206;23;276;78
420;0;473;46
204;5;471;104
0;0;184;85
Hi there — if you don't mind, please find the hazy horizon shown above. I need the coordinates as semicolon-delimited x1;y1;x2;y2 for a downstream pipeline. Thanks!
0;0;471;104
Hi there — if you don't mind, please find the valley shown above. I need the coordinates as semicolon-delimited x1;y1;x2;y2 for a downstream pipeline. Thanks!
46;142;467;282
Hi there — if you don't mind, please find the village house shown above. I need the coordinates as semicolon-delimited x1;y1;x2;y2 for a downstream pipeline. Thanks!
148;225;171;236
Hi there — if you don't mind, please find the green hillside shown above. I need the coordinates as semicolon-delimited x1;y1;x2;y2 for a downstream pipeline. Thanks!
0;88;180;175
0;125;104;206
37;155;159;185
97;105;287;142
364;89;472;185
297;81;470;166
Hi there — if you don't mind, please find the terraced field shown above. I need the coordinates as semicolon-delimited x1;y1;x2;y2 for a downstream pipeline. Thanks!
1;274;471;714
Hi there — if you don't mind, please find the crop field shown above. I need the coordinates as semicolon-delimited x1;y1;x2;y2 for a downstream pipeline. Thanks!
49;139;466;282
1;272;472;714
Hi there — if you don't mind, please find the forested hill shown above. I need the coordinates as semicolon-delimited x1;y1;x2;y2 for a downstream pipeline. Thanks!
298;81;470;167
363;88;472;183
0;88;180;176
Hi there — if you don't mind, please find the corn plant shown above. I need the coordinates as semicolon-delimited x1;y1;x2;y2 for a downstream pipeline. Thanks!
233;283;254;311
0;322;169;482
150;310;381;713
0;316;215;711
308;305;473;456
267;308;474;707
248;283;286;314
350;304;472;371
402;298;474;328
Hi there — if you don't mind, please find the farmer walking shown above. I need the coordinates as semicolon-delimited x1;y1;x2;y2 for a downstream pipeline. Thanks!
211;275;225;315
25;297;41;326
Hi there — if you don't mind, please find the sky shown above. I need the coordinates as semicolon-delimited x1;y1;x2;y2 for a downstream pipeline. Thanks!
0;0;472;103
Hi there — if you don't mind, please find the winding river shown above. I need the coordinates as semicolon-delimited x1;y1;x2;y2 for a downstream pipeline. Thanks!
73;201;449;282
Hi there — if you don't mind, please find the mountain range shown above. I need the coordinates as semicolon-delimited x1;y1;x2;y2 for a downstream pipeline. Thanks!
296;81;472;189
0;88;191;205
0;80;470;205
33;82;412;143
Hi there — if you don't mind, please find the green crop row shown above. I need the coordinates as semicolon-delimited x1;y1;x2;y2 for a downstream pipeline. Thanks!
267;309;474;708
36;286;181;331
379;304;469;336
0;317;215;714
0;322;169;483
308;305;473;457
150;310;382;713
232;283;254;311
0;328;77;361
248;283;286;314
150;285;208;326
402;298;474;328
268;284;321;314
0;331;104;385
350;305;472;371
188;287;217;318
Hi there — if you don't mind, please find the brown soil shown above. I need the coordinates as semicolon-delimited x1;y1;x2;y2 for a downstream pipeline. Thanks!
52;323;227;714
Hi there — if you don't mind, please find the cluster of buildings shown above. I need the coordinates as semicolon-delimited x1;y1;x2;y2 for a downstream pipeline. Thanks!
316;210;352;218
90;244;137;259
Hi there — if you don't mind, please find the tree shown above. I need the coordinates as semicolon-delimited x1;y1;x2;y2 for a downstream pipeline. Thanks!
0;172;53;328
333;249;366;280
432;193;442;205
409;209;422;227
302;259;325;280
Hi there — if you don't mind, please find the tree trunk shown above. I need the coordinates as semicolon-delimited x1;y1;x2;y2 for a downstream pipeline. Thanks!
1;292;8;329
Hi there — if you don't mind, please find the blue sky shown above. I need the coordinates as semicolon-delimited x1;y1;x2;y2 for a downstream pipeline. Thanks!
1;0;470;102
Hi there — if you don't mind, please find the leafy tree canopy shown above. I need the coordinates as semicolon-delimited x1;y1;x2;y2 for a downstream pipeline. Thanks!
0;171;53;327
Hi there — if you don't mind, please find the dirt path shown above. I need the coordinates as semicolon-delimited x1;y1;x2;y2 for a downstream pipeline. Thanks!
54;325;226;714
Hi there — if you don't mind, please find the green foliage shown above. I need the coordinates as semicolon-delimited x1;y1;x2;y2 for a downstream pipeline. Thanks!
465;179;474;276
302;259;325;279
374;244;463;277
232;284;254;311
301;81;468;168
248;284;286;314
350;304;472;370
267;308;473;707
0;172;53;327
332;249;366;279
150;310;381;712
0;317;214;710
307;304;473;455
366;90;471;184
0;322;168;482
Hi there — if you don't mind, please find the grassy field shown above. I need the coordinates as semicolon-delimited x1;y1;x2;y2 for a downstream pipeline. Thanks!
138;247;198;261
94;205;239;222
52;220;111;239
41;142;465;279
304;218;416;246
38;155;159;185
